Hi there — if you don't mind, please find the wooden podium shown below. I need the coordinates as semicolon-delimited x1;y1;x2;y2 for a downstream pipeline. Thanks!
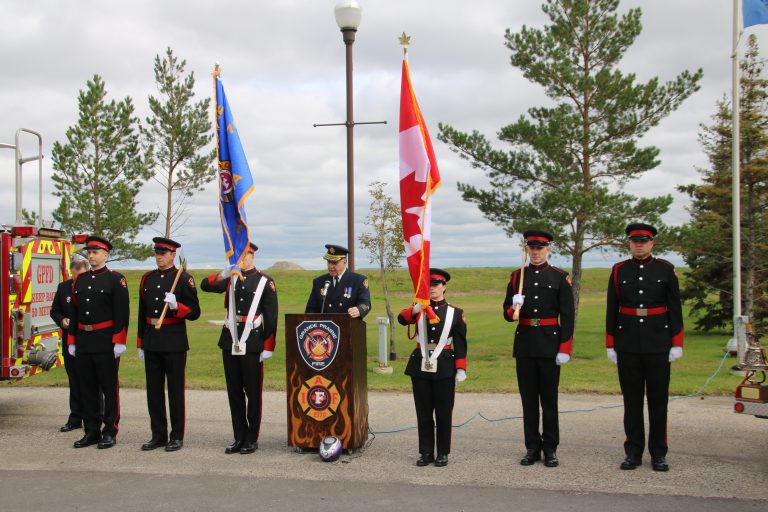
285;313;368;450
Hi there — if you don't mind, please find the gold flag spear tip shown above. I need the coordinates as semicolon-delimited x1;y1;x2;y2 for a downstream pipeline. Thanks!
399;32;411;56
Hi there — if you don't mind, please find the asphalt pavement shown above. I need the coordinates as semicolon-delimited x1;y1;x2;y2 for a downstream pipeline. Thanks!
0;387;766;511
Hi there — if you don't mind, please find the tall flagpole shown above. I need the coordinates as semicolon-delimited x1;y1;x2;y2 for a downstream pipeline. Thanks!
732;0;742;321
732;0;747;359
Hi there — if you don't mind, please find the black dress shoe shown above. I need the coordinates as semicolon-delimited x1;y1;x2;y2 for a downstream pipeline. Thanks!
97;435;116;449
651;457;669;472
73;434;99;448
544;452;559;467
416;453;435;467
141;438;167;451
165;439;183;452
520;449;541;466
60;422;81;433
239;441;257;454
620;456;642;470
434;454;449;467
225;440;243;454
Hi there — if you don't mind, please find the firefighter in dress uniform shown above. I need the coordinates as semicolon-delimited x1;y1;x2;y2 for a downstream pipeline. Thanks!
305;244;371;318
137;237;200;452
503;230;574;468
67;236;129;449
50;257;90;432
605;223;684;472
201;243;277;454
398;268;467;467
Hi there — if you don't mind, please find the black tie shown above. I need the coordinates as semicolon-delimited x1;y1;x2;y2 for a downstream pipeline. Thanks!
333;277;338;288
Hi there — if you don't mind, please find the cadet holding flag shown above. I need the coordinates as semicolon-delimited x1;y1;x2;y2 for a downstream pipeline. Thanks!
137;237;200;452
203;67;277;454
504;230;574;468
201;243;277;454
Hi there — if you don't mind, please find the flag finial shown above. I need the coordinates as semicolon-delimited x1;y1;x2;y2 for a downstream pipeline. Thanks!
399;32;411;56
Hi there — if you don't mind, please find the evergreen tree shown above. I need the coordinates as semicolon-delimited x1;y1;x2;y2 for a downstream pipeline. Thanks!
51;74;157;261
144;47;216;237
359;182;405;359
677;35;768;332
438;0;702;312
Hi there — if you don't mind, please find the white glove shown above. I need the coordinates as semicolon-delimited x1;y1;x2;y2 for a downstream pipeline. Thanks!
669;346;683;362
512;294;525;308
219;265;235;279
68;345;76;357
260;350;273;363
164;292;178;310
455;369;466;384
138;348;144;361
555;352;570;365
412;302;422;314
114;344;126;358
607;348;618;365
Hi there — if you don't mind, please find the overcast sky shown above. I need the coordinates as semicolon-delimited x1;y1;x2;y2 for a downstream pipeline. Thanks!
1;0;764;271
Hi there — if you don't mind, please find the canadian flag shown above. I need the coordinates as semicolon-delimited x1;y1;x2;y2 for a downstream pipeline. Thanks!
399;57;441;311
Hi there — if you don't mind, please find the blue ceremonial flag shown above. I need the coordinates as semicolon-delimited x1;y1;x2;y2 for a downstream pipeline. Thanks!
214;68;254;271
744;0;768;27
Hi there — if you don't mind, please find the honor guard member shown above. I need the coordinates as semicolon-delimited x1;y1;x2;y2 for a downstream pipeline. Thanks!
305;244;371;318
605;223;684;472
503;230;574;468
67;236;129;449
50;257;90;432
398;269;468;467
137;237;200;452
201;243;278;455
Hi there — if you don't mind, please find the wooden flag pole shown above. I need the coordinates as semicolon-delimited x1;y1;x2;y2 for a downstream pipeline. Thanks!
512;243;527;321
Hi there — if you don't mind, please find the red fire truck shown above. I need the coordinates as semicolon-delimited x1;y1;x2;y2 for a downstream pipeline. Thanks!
1;128;77;381
1;226;75;380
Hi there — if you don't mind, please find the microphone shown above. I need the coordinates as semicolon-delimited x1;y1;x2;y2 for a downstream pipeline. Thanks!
320;280;331;313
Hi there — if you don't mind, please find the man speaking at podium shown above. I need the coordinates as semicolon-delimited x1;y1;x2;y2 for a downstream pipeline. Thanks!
305;244;371;319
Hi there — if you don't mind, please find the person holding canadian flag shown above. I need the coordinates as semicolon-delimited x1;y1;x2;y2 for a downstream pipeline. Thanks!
397;39;468;468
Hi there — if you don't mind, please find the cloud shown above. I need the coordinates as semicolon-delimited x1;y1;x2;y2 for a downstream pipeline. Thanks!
0;0;761;272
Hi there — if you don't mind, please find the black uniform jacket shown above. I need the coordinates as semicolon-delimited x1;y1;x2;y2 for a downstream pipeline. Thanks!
137;266;201;352
605;256;684;354
503;262;575;358
67;266;130;353
51;279;73;345
305;271;371;318
201;268;278;353
399;299;468;381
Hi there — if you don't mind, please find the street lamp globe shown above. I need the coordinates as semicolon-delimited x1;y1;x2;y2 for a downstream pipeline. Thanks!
334;0;362;30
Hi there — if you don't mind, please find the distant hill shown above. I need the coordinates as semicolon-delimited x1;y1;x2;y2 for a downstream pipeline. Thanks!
267;261;305;271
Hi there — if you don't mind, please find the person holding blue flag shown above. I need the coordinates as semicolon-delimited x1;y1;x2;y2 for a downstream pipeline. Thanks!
200;67;278;454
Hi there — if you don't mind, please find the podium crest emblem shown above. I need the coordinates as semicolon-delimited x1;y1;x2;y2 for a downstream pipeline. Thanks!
296;320;341;371
298;375;341;421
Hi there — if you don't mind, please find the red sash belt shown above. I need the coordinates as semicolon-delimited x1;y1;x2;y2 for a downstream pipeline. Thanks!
414;343;452;350
519;317;558;327
619;306;667;317
78;320;114;331
146;317;184;326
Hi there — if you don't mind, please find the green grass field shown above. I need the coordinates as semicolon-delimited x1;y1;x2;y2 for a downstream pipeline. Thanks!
16;267;741;395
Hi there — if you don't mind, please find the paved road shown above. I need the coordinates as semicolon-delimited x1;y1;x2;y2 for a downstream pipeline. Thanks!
1;388;766;511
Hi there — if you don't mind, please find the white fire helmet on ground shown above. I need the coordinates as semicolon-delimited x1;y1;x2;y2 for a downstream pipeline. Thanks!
319;435;342;462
